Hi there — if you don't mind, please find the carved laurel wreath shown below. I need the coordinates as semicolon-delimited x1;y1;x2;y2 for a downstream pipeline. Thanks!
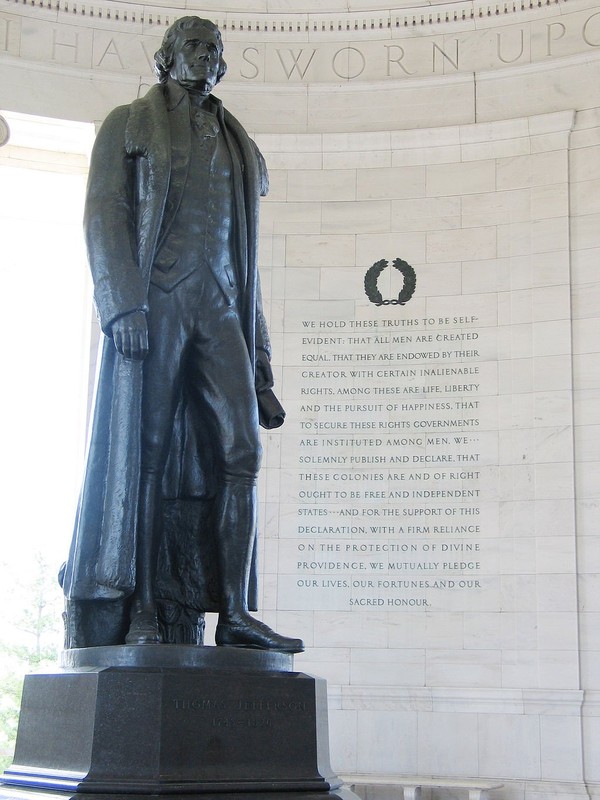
364;258;417;306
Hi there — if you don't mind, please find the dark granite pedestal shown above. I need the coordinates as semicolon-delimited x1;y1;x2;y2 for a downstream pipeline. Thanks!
0;646;345;800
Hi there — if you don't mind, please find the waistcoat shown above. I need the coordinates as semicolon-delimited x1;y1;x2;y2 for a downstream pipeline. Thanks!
151;106;235;293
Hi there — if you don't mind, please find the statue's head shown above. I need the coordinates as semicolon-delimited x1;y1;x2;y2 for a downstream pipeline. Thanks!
154;17;227;92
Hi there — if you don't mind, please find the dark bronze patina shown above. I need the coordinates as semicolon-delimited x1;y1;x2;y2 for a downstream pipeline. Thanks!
61;17;302;654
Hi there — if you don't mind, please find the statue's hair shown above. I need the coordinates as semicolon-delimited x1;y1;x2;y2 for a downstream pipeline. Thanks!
154;17;227;85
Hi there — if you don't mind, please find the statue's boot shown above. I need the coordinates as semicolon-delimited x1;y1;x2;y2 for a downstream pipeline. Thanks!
214;482;304;654
125;473;162;645
125;607;161;645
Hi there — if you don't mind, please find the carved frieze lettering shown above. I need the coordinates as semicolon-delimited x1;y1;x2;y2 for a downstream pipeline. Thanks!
276;48;317;80
386;45;416;77
139;39;157;71
331;47;366;80
432;41;459;73
583;11;600;46
547;22;567;56
497;30;525;64
52;28;81;64
96;38;125;69
0;14;19;55
5;6;600;82
241;46;261;79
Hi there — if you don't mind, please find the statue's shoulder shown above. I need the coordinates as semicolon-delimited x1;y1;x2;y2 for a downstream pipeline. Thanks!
91;86;168;166
95;86;164;143
127;85;167;133
99;84;163;126
96;103;131;139
129;85;166;118
110;85;168;155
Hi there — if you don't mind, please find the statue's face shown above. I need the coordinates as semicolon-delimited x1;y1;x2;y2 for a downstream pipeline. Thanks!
170;26;222;94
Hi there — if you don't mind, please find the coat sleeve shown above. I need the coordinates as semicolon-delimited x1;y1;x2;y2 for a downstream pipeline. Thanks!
255;284;272;358
84;105;149;335
249;139;272;357
250;139;269;198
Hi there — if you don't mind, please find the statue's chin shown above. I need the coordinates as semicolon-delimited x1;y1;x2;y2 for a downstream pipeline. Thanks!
178;77;216;95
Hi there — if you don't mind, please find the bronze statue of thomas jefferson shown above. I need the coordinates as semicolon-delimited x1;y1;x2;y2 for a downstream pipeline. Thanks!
62;17;303;654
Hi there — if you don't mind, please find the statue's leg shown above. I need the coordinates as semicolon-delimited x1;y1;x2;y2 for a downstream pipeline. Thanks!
211;482;303;653
125;287;186;645
125;472;163;644
188;306;303;653
212;477;257;623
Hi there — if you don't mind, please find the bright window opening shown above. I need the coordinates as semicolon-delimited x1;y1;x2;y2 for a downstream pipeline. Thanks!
0;113;96;759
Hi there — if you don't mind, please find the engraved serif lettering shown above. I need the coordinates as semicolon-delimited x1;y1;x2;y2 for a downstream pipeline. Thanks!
96;38;125;68
52;29;80;63
139;39;156;71
496;29;524;64
0;17;12;52
277;48;317;80
385;45;415;76
583;12;600;47
241;47;260;79
546;22;566;55
332;47;366;80
432;40;459;72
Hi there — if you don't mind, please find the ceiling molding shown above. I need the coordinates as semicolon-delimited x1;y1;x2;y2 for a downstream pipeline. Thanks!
0;0;570;32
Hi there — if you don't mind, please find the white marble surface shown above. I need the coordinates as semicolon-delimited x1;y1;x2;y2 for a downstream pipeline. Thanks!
252;107;595;795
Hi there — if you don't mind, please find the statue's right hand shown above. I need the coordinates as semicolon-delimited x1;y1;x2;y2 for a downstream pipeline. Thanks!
111;310;149;360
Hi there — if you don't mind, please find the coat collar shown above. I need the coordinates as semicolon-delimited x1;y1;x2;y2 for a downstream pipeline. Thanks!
164;78;223;116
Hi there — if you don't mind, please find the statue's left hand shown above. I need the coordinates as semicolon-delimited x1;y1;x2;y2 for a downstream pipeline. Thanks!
255;349;274;393
111;310;149;360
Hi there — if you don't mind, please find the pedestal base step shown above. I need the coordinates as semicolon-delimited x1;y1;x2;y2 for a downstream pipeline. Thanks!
1;646;341;796
0;786;359;800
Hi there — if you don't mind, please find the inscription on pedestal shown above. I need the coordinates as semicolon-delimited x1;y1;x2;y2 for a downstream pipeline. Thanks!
170;695;308;729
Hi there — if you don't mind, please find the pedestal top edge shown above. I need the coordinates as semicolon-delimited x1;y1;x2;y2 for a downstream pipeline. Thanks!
60;644;294;672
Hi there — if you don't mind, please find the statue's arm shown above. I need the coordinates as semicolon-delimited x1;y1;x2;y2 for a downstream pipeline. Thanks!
254;289;274;392
250;137;274;390
84;106;149;348
251;139;269;198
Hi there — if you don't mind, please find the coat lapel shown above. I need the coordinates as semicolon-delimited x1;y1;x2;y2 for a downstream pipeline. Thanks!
125;85;172;288
155;82;192;255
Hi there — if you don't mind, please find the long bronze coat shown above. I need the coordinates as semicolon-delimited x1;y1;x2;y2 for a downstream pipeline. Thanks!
63;82;269;610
